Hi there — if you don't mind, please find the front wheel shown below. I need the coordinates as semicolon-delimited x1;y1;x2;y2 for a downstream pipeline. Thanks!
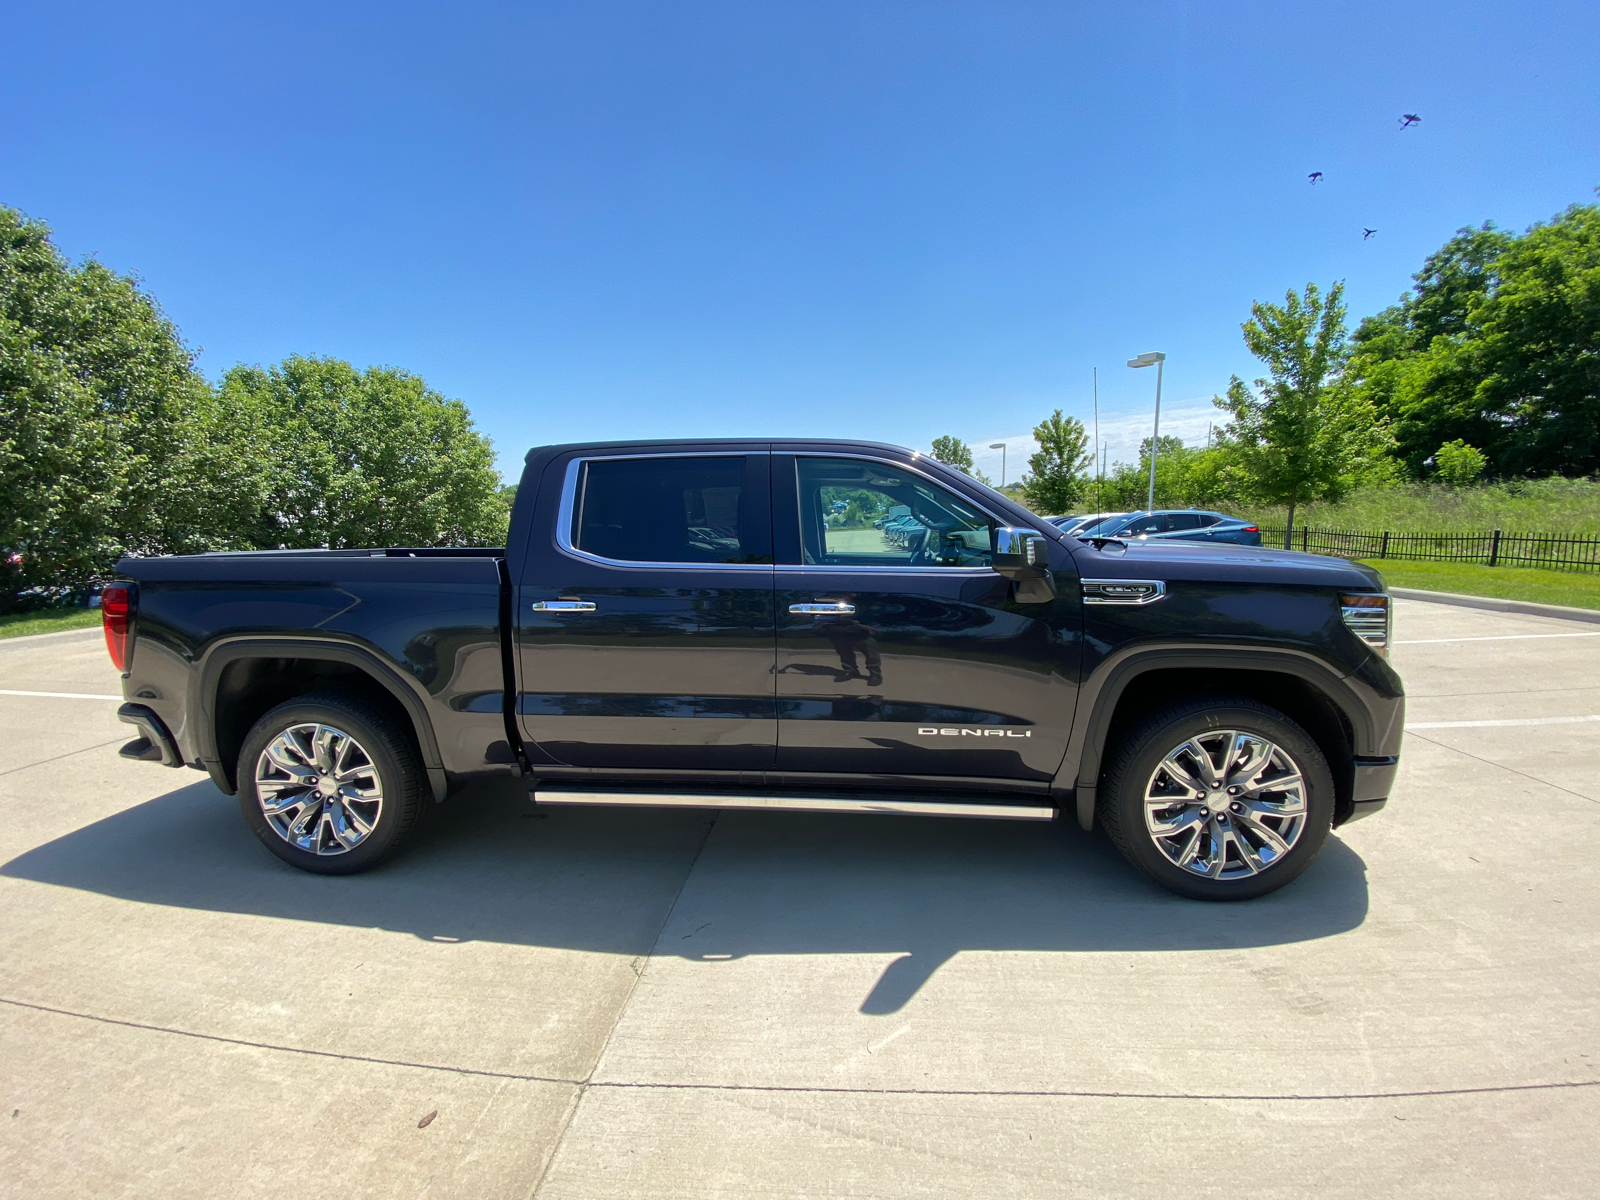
1098;696;1335;901
237;691;427;874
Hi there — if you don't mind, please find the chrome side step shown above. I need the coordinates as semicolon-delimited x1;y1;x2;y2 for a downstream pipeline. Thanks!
534;790;1057;821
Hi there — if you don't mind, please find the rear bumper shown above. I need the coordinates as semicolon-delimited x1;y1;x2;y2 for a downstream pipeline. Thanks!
117;703;182;767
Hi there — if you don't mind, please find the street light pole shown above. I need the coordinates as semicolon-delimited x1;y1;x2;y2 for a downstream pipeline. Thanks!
1126;352;1167;512
989;443;1007;489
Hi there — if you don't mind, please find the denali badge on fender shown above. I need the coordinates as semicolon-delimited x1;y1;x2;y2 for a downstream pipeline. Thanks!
918;727;1033;737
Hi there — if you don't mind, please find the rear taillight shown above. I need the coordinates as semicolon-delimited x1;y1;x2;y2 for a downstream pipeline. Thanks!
1340;593;1389;657
102;582;135;671
1242;525;1259;533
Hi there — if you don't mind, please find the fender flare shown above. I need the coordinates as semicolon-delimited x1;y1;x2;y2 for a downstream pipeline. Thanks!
194;636;448;802
1056;643;1377;831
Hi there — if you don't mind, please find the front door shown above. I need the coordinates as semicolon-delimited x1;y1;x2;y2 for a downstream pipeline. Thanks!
772;453;1080;792
515;451;776;774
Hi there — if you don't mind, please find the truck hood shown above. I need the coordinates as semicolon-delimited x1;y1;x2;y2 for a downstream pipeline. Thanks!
1066;538;1387;591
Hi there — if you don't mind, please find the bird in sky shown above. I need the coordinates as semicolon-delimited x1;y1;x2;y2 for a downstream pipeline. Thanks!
1399;113;1421;128
1308;171;1323;184
1363;228;1378;240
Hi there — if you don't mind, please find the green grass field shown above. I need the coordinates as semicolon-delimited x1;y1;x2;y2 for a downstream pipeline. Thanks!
0;607;103;639
1358;559;1600;611
1252;478;1600;536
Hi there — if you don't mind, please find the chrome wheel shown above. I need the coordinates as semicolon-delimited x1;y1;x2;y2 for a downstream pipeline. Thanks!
254;722;384;856
1143;729;1307;880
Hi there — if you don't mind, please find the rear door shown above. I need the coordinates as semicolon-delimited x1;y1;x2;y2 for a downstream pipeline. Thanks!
772;452;1080;792
515;451;776;774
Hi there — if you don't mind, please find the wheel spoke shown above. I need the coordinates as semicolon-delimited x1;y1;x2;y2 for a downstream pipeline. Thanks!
1150;807;1205;839
1155;754;1208;799
1222;824;1263;873
1184;737;1225;788
1234;808;1292;856
1226;736;1273;790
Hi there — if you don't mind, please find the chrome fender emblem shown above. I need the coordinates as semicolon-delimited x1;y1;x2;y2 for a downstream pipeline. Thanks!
917;727;1032;738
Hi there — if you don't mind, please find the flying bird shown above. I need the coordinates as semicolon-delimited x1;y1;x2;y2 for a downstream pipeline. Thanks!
1399;113;1421;128
1363;228;1377;240
1308;171;1323;184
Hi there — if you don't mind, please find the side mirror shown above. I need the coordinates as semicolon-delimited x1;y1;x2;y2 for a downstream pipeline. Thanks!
992;526;1057;603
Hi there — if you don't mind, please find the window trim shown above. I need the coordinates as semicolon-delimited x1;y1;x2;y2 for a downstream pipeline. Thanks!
787;452;1005;575
555;452;774;571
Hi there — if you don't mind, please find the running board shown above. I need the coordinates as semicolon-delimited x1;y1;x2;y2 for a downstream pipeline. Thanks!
534;790;1057;821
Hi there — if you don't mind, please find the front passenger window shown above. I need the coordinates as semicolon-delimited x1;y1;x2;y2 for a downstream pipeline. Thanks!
796;457;993;568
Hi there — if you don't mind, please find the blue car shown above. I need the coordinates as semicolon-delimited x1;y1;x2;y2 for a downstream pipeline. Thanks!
1075;509;1263;547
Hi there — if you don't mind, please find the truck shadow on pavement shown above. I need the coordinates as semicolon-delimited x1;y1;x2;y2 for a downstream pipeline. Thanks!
3;777;1369;1014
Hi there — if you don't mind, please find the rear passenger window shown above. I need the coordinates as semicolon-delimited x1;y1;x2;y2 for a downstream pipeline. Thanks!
1163;513;1204;531
572;456;772;564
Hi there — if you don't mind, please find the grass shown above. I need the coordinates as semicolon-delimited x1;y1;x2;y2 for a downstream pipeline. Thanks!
1251;478;1600;536
0;607;103;639
1357;559;1600;611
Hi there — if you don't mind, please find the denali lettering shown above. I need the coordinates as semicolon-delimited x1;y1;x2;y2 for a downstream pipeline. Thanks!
917;727;1032;737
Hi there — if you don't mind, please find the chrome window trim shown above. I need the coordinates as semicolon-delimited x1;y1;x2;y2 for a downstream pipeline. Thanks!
791;451;1009;573
555;452;774;572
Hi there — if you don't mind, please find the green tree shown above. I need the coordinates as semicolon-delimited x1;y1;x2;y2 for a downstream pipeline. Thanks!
0;206;231;603
1350;205;1600;478
930;435;974;472
1434;439;1487;486
1216;281;1390;549
1020;410;1091;514
213;356;509;549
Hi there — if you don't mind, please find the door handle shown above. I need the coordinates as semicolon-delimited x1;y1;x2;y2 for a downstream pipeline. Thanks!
531;600;597;613
789;602;856;614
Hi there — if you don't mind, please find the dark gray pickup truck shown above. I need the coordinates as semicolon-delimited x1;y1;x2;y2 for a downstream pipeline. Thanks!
107;438;1403;900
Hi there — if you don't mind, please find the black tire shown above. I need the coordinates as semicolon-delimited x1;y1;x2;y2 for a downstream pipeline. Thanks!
237;690;427;875
1098;695;1335;901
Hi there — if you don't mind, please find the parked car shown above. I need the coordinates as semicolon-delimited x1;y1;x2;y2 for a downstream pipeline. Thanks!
1047;512;1128;536
1077;509;1263;547
107;438;1399;901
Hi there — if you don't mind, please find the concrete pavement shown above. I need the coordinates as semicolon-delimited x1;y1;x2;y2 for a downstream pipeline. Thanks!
2;601;1598;1196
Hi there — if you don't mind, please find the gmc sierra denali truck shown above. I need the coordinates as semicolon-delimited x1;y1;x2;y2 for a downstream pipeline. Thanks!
106;438;1403;901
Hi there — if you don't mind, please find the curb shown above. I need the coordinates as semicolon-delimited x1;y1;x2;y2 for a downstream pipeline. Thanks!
1389;587;1600;627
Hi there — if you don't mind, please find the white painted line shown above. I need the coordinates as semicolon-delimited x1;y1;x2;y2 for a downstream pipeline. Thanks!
0;689;121;701
1396;632;1600;645
1407;715;1600;730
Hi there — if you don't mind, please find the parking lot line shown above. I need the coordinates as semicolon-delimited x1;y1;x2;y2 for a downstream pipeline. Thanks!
0;689;121;700
1395;631;1600;645
1407;714;1600;730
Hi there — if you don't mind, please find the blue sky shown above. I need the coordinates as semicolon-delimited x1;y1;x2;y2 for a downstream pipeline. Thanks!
4;1;1597;482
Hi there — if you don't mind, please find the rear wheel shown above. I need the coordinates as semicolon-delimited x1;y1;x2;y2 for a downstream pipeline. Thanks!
237;691;427;874
1098;696;1334;901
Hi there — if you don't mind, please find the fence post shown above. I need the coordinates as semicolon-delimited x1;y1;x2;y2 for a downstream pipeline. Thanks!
1380;530;1389;560
1302;527;1309;552
1489;529;1501;567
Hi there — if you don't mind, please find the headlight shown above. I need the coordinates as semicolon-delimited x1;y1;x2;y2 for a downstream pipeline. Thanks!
1340;593;1390;656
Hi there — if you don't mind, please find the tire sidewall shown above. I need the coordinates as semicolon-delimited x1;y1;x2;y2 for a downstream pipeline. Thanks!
237;696;419;875
1106;702;1335;901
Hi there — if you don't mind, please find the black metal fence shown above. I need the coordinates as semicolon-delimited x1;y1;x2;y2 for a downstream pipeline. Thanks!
1257;527;1600;573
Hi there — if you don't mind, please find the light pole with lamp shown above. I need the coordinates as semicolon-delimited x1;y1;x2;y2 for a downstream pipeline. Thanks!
1126;352;1166;511
989;442;1007;489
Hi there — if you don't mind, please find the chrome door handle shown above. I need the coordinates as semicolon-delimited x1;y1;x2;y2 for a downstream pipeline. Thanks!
789;602;856;614
531;600;597;613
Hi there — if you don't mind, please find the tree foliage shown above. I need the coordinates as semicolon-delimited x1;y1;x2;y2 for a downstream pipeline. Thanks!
213;357;508;549
1215;281;1390;546
930;435;973;473
1351;205;1600;478
0;206;509;604
0;207;231;601
1434;439;1487;486
1020;409;1091;514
